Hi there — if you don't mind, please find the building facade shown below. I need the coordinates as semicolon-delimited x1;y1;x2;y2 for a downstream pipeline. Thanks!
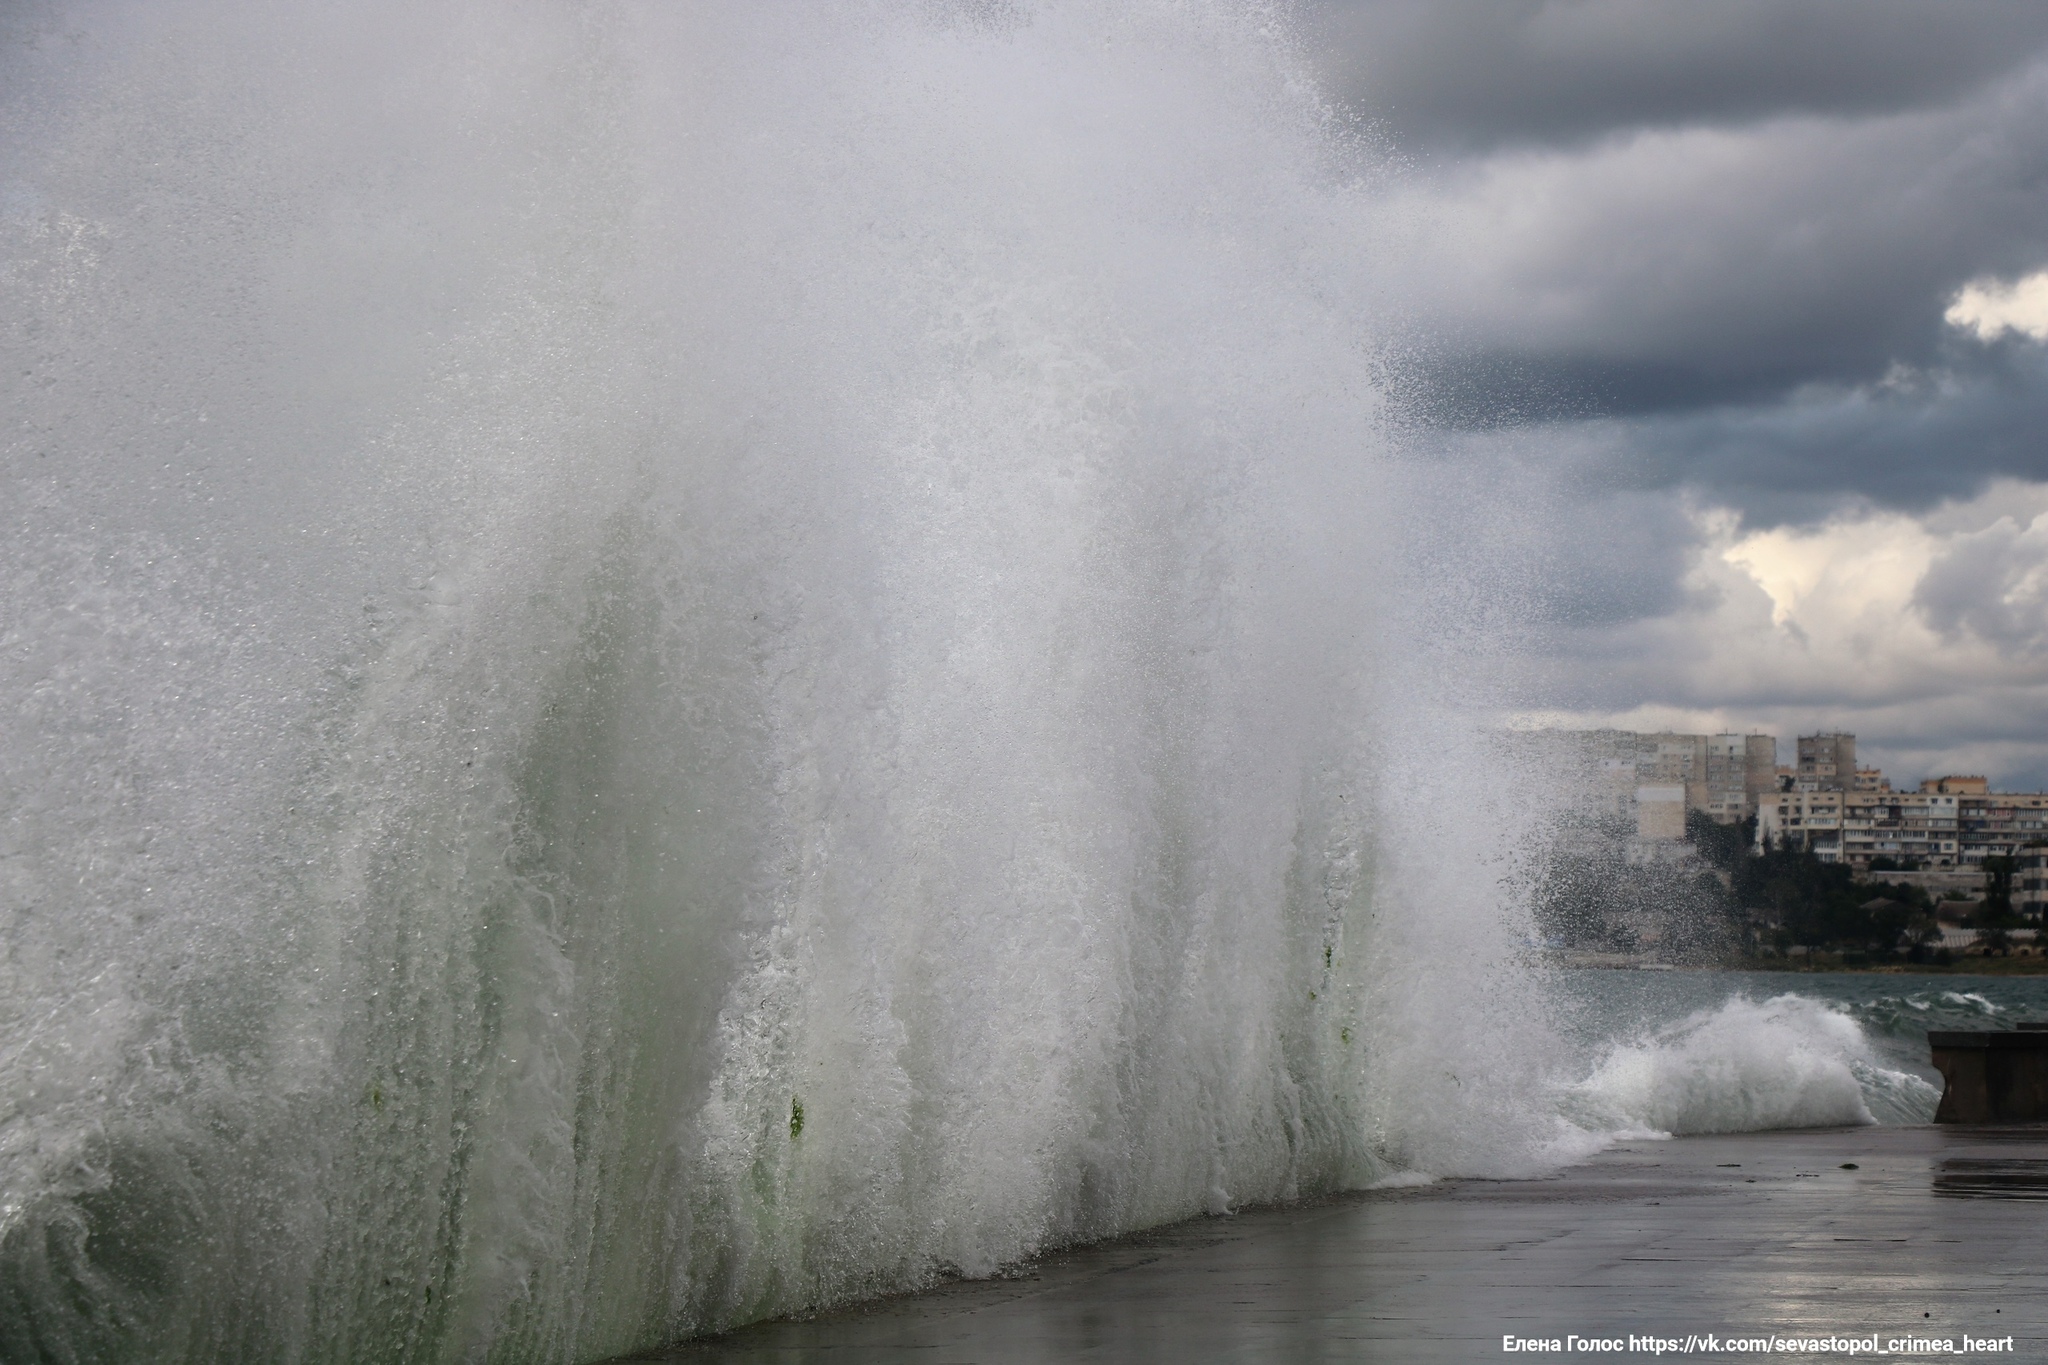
1794;733;1856;791
1955;791;2048;866
1548;729;2041;882
1756;762;2048;874
1839;789;1960;868
1756;787;1846;860
1562;729;1778;832
1761;757;1966;875
1758;785;1964;868
1705;733;1779;822
2019;848;2048;922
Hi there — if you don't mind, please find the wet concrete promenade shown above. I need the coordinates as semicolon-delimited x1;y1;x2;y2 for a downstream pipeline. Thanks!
615;1126;2048;1364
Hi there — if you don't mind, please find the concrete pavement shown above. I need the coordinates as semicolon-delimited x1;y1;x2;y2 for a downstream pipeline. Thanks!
610;1125;2048;1363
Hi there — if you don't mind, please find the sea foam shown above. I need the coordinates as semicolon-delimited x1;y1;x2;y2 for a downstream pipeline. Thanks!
1563;993;1939;1138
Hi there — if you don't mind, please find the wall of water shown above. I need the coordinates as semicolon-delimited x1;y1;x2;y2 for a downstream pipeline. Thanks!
1;4;1566;1360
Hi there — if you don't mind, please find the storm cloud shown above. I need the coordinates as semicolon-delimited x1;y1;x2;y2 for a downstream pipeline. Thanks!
1314;1;2048;785
1315;0;2048;153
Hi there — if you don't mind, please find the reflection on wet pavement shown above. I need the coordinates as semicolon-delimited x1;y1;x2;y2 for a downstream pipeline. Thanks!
1934;1157;2048;1199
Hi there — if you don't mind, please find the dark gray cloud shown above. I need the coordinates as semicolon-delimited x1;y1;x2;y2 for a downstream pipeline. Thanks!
1314;0;2048;154
1555;350;2048;524
1322;2;2048;780
1916;513;2048;656
1388;72;2048;400
1327;3;2048;516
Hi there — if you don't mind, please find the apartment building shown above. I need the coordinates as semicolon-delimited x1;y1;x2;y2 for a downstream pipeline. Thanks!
1758;785;1963;868
1705;733;1778;821
1562;729;1778;830
1840;788;1960;867
2019;847;2048;921
1756;787;1847;860
1794;733;1856;790
1954;788;2048;866
1756;764;2048;874
1548;729;2041;878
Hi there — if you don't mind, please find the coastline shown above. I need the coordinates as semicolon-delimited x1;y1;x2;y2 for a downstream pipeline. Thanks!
1558;955;2048;976
1742;958;2048;976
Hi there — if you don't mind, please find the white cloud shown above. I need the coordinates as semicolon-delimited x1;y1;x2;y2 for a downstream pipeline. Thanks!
1722;511;1937;632
1945;270;2048;342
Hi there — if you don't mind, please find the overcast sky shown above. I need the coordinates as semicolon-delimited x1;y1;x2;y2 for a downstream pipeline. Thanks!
1308;0;2048;789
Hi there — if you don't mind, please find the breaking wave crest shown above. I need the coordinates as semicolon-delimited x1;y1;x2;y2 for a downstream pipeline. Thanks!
1563;993;1940;1138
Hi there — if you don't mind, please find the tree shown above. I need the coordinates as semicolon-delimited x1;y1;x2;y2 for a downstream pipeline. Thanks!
1975;856;2020;954
1734;836;1858;949
1853;897;1931;956
1731;841;1939;957
1686;810;1756;874
1983;855;2017;919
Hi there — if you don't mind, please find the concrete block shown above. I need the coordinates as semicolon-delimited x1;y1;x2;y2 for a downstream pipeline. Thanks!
1930;1026;2048;1123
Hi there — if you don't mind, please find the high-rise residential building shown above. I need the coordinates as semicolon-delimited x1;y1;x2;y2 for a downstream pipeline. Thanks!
1760;740;1962;867
1705;733;1779;821
1552;729;1778;832
1795;733;1856;791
